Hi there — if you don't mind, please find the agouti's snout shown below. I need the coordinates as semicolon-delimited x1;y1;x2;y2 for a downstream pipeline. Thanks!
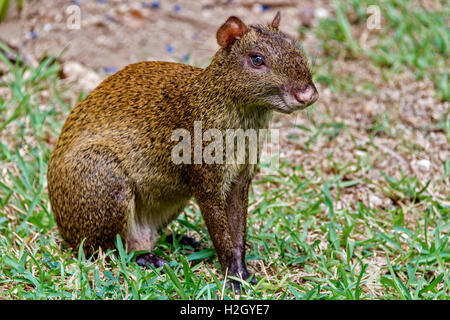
293;83;319;108
279;82;319;113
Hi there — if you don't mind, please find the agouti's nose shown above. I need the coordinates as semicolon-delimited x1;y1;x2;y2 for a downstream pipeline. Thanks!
293;83;319;107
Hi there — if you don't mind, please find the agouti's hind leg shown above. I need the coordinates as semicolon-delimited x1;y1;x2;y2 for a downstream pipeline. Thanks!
48;144;134;255
126;215;169;269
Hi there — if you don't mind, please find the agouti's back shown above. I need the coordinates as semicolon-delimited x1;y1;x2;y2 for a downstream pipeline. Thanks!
55;61;202;152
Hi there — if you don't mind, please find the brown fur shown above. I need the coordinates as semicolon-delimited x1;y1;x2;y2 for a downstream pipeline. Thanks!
47;13;317;285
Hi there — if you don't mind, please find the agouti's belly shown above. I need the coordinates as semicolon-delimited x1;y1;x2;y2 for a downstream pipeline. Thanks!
134;172;192;229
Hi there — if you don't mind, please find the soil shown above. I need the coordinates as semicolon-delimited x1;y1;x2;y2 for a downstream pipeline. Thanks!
1;0;325;72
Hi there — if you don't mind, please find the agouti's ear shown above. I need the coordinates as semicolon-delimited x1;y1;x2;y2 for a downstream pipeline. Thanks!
216;16;248;48
271;11;281;29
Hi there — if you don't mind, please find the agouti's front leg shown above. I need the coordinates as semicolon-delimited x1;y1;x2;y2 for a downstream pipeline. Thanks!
225;169;256;285
192;165;255;291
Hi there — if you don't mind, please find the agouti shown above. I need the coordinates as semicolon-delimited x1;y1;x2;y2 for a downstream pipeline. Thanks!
47;12;318;290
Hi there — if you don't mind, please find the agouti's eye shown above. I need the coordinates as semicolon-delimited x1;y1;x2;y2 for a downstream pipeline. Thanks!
250;55;264;67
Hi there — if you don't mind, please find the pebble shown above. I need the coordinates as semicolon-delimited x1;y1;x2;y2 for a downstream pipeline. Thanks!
29;31;38;39
142;1;159;9
315;8;330;19
355;150;367;157
103;67;118;74
252;4;270;13
414;159;431;171
63;61;103;92
368;194;383;208
299;6;315;28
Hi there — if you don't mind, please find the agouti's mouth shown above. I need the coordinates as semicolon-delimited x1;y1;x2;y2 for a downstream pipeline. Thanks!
274;84;319;113
274;93;317;114
259;84;319;114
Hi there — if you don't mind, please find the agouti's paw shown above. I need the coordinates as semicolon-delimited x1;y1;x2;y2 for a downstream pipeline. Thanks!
166;234;201;249
226;275;257;294
136;252;168;270
225;270;258;294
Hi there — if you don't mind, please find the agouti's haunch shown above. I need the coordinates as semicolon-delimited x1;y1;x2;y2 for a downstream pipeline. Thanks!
47;12;318;289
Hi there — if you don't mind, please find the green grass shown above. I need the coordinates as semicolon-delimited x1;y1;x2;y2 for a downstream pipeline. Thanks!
313;0;449;101
0;0;449;299
0;0;23;22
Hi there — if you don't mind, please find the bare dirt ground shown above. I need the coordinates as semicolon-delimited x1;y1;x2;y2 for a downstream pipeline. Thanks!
1;0;321;73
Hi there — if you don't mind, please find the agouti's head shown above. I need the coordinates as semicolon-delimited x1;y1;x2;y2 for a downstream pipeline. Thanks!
214;12;318;114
